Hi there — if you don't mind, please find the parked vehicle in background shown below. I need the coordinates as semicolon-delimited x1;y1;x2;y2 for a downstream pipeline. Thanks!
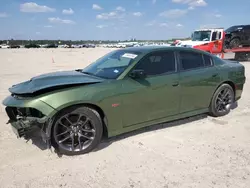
25;44;40;48
10;45;20;48
45;44;58;48
85;44;96;48
175;28;224;55
2;46;246;156
175;27;250;61
225;25;250;49
0;44;10;49
71;44;81;48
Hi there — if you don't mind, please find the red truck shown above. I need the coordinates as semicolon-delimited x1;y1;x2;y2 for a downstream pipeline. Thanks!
175;28;250;61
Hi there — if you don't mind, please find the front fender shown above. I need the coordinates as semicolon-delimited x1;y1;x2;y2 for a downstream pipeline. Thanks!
38;83;124;136
38;82;121;117
39;86;101;114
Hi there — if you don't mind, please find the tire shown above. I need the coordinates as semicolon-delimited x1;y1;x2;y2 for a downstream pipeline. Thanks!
229;38;241;49
51;106;103;156
235;52;249;61
209;84;235;117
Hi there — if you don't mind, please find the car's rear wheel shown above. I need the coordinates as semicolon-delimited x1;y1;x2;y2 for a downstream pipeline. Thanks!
229;38;241;48
51;106;103;155
209;84;235;117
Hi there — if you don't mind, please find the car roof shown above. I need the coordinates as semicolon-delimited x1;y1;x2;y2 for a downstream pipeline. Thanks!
120;46;209;55
227;25;245;28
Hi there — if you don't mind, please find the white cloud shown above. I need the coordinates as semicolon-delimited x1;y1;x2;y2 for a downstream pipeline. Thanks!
172;0;207;7
92;4;103;10
44;25;53;28
116;6;126;12
214;14;222;18
145;20;157;26
48;17;75;24
159;9;188;18
152;0;157;4
96;25;107;29
133;12;142;17
204;12;222;19
62;8;74;15
199;24;217;29
188;6;194;10
96;6;126;20
20;2;55;13
160;23;168;27
96;11;125;20
189;0;207;6
0;12;8;18
176;23;183;27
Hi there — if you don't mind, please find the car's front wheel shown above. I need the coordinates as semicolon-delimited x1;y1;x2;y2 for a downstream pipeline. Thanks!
51;106;103;155
209;84;235;117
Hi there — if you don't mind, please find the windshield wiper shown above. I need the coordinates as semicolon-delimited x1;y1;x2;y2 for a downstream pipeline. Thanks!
75;69;109;79
75;69;83;72
78;70;98;77
75;69;92;75
75;69;94;75
81;71;95;75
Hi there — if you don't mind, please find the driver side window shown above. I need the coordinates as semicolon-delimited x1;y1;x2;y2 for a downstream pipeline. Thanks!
134;51;176;76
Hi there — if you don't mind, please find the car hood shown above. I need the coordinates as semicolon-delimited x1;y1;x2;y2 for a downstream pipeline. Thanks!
9;70;105;95
176;40;209;47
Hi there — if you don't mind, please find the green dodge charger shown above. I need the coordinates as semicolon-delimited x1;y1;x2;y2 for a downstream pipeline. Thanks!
2;46;246;155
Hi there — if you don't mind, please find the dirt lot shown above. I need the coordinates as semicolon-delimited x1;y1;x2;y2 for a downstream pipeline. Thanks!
0;48;249;188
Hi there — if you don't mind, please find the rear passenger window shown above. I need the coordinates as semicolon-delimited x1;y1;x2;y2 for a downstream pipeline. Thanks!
203;55;213;67
179;51;204;70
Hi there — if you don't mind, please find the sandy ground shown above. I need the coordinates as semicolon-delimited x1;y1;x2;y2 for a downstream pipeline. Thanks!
0;48;249;188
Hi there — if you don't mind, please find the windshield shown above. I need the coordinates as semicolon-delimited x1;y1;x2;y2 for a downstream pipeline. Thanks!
81;50;141;79
192;31;211;41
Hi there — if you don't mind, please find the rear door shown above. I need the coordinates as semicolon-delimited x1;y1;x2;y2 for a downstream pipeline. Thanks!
177;50;221;113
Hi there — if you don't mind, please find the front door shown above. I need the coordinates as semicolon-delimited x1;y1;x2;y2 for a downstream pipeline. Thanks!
211;31;223;54
121;50;181;127
177;50;221;113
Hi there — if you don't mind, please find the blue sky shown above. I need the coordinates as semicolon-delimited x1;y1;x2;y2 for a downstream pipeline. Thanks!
0;0;249;40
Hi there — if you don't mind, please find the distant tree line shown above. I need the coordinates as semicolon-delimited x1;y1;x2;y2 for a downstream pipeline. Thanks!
0;37;191;46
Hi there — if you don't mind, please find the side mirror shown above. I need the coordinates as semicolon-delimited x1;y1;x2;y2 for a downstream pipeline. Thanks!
129;69;146;79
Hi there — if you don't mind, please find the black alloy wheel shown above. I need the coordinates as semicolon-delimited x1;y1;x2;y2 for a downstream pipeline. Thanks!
215;87;234;113
209;84;235;117
52;106;103;155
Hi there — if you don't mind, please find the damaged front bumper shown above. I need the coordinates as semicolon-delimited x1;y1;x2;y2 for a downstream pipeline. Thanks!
5;107;53;148
2;95;57;148
8;115;48;138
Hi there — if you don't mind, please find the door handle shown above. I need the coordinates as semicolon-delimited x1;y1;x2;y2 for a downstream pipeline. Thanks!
172;82;179;87
212;73;218;77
